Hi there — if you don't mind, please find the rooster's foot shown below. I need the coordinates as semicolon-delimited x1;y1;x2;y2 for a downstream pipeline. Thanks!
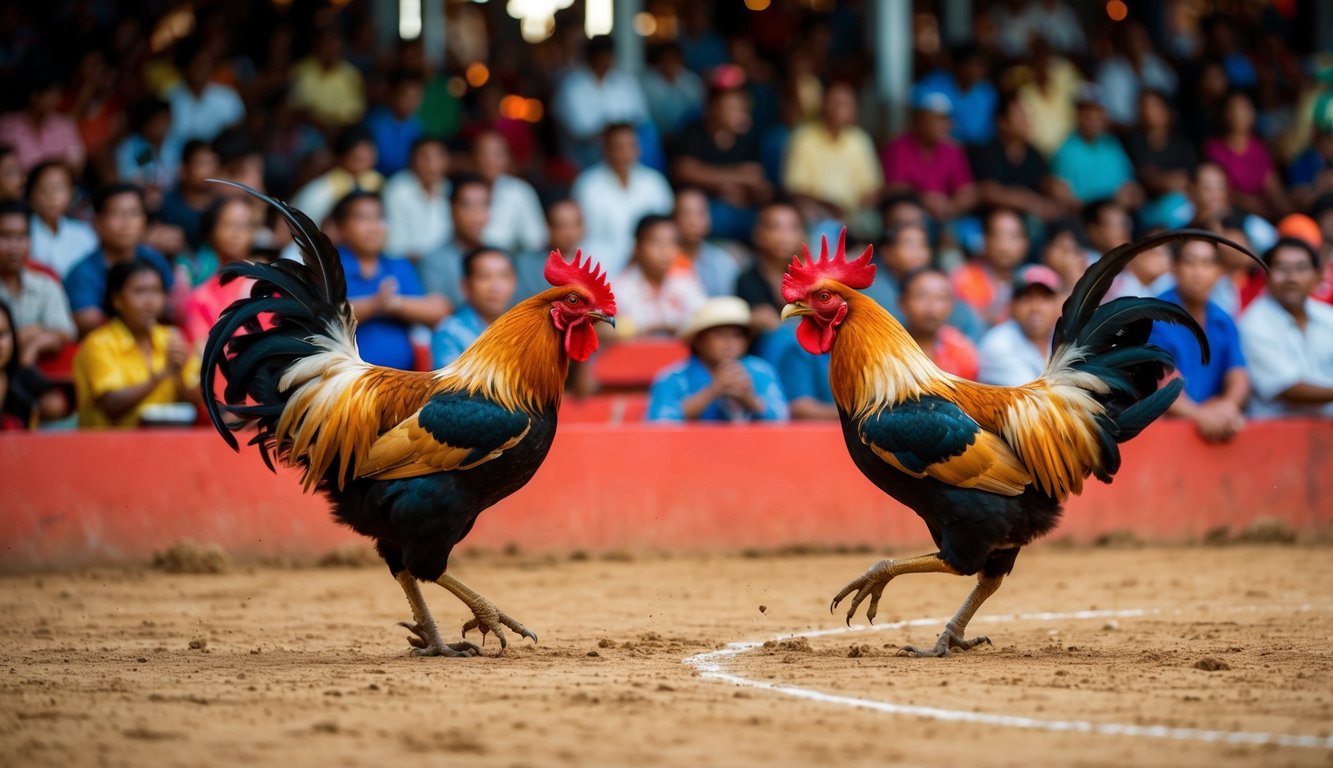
897;628;992;658
399;621;481;657
830;554;958;626
461;605;538;653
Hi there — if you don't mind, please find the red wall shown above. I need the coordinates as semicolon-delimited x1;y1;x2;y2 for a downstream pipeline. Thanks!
2;420;1331;570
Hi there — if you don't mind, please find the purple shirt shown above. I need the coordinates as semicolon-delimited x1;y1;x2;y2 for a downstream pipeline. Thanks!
880;133;973;196
1203;136;1272;197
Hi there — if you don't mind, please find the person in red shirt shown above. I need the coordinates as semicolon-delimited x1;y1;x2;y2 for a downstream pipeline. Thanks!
880;89;977;222
901;266;979;380
950;206;1028;326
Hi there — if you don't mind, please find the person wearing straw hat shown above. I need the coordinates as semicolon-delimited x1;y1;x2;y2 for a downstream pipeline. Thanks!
646;296;788;423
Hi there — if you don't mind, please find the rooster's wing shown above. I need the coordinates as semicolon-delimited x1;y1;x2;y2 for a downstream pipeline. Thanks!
356;390;532;480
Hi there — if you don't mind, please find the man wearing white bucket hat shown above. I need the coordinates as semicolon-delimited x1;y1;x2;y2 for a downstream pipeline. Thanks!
646;297;788;423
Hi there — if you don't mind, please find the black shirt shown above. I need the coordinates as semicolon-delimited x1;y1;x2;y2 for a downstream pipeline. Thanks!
968;139;1047;191
672;119;761;167
735;263;781;312
1125;131;1198;179
2;367;52;430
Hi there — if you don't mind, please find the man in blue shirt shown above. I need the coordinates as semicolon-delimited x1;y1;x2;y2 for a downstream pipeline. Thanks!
336;191;449;370
1149;238;1250;443
365;72;425;178
431;247;516;367
1051;85;1142;207
763;322;835;420
647;297;788;423
64;184;174;337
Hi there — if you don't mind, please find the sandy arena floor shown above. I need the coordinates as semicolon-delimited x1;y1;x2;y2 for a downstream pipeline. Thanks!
1;545;1331;768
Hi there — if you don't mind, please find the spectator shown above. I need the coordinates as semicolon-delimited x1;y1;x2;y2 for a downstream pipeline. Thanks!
672;81;772;241
613;215;705;337
365;71;425;178
951;207;1029;327
1237;238;1333;418
881;89;976;222
900;267;980;380
336;192;447;370
1096;21;1178;128
0;201;74;366
515;199;584;302
1289;123;1333;212
0;146;21;201
473;130;547;256
291;126;384;230
1204;90;1287;219
970;93;1060;222
65;185;173;337
640;43;704;142
1150;238;1249;443
977;264;1063;386
462;86;537;174
383;137;451;262
1050;86;1140;207
431;247;516;368
1017;43;1082;158
165;43;245;144
25;161;97;278
290;28;367;130
771;320;834;420
115;100;180;200
916;44;999;147
674;186;739;299
553;36;650;169
158;140;221;255
1108;234;1173;301
0;73;85;172
1008;0;1085;57
176;197;255;346
647;296;788;423
419;173;489;309
784;82;883;227
0;300;65;430
573;123;674;276
72;259;199;428
1040;219;1090;295
1126;90;1197;202
736;200;805;332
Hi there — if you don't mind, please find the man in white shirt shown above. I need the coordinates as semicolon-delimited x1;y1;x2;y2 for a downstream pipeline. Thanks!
553;36;650;168
166;44;245;144
1238;237;1333;418
572;123;674;277
977;264;1062;386
383;137;451;261
472;130;547;256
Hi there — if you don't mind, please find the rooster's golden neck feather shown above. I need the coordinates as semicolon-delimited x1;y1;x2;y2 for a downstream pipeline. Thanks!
828;289;955;417
442;290;569;413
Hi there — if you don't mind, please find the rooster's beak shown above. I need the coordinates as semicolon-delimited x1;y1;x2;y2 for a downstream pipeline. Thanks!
780;302;811;322
588;311;616;328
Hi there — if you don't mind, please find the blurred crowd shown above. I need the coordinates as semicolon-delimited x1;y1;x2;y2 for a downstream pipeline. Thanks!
0;0;1331;436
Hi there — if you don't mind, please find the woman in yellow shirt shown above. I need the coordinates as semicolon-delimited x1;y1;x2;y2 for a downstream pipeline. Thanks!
73;259;200;428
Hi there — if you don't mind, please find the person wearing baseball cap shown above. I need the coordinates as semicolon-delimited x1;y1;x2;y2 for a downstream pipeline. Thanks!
977;264;1064;386
645;297;789;423
879;86;976;222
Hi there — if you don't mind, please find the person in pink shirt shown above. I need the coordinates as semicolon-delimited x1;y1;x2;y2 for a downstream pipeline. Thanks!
0;74;85;173
880;89;976;222
177;197;257;347
1203;91;1287;219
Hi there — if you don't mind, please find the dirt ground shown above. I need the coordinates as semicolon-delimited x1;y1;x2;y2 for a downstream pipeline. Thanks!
2;545;1331;768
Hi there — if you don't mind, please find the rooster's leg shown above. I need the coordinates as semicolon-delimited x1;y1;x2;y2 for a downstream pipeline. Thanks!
899;573;1004;657
831;553;960;625
394;571;481;657
435;573;538;653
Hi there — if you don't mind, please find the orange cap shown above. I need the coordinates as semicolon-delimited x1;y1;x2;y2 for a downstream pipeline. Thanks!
1277;214;1322;251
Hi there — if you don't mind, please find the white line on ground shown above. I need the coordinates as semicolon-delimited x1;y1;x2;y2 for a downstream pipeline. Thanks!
683;605;1333;750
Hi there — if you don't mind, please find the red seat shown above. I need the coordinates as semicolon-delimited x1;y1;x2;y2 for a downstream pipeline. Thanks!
36;341;78;383
560;393;649;423
593;338;687;390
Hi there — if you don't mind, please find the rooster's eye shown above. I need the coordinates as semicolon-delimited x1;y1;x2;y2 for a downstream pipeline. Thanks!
816;291;831;303
566;294;581;305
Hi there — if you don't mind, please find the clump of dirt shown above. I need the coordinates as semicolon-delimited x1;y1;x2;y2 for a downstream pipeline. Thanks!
316;545;381;568
1236;518;1297;544
1194;657;1231;671
151;541;229;574
848;643;876;658
762;637;812;654
1092;530;1144;549
1202;526;1232;546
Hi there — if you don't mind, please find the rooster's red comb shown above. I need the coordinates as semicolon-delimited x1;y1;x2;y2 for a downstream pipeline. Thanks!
544;249;616;314
780;228;876;303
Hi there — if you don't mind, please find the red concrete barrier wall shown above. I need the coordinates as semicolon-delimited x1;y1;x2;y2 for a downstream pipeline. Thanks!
2;419;1331;570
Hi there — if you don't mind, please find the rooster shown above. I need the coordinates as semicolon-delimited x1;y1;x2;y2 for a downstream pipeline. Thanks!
780;229;1257;656
201;183;616;656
